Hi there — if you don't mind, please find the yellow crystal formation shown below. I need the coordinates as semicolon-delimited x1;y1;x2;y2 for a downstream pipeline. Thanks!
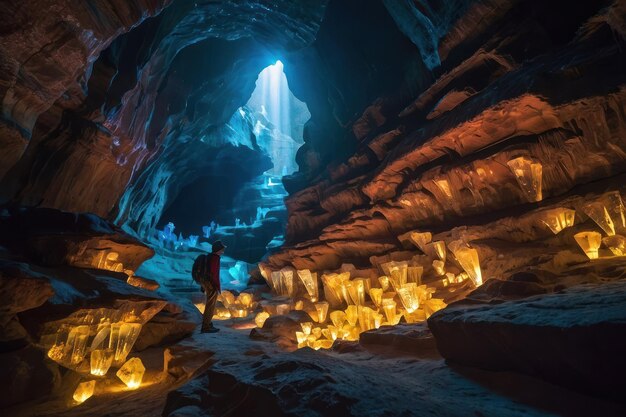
382;261;408;291
90;348;114;376
297;269;319;302
368;288;383;307
73;380;96;404
330;310;347;328
396;283;420;313
507;156;542;202
407;266;423;284
321;272;351;307
429;241;446;262
409;232;432;253
345;305;358;326
255;312;270;328
313;302;329;323
66;325;90;365
449;241;483;286
540;208;576;234
116;357;145;389
582;202;615;236
603;235;626;256
574;231;602;259
110;322;142;364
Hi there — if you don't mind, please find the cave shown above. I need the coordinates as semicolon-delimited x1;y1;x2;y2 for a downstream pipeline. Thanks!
1;0;625;416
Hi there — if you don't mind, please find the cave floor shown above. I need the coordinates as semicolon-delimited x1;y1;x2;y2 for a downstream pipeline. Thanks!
18;321;625;417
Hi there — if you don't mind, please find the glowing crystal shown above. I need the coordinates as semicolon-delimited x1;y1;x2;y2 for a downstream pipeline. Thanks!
300;322;313;335
423;298;447;319
345;305;358;327
321;272;351;308
254;312;270;328
236;292;254;308
432;260;445;276
430;241;446;262
229;305;248;318
582;202;615;236
603;235;626;256
382;299;398;325
574;231;602;259
540;208;576;234
322;326;338;341
295;331;307;344
347;278;367;306
109;322;142;364
449;241;483;286
313;302;329;323
330;310;347;328
314;339;334;350
378;276;390;291
73;380;95;404
404;309;426;323
312;327;322;339
409;232;432;252
434;179;453;199
397;283;420;313
407;266;423;285
357;306;377;331
66;325;90;365
383;261;408;291
368;288;383;308
90;349;114;376
219;291;236;308
116;357;145;389
603;191;626;231
507;156;542;202
297;269;319;302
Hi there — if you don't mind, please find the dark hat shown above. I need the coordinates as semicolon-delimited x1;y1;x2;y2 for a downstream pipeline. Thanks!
211;240;226;253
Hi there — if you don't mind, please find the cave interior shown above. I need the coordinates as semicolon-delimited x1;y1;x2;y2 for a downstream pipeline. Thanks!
1;0;626;416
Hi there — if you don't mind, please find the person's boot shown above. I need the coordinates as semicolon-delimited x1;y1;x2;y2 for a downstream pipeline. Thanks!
201;324;220;333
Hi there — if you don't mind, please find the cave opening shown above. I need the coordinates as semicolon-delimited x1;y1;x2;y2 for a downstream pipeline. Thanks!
157;59;309;268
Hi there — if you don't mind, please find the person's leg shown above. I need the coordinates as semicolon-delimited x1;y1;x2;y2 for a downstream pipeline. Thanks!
201;285;218;332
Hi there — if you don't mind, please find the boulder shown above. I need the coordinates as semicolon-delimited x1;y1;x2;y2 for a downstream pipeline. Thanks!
428;282;626;403
359;323;437;356
0;345;61;407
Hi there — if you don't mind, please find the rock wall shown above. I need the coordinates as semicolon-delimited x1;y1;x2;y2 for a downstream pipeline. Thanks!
265;0;626;277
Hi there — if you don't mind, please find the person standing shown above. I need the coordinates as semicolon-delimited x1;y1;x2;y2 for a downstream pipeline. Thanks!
192;240;226;333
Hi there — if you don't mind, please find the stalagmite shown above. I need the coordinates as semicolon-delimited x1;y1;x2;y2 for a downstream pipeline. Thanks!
507;156;543;202
574;231;602;259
